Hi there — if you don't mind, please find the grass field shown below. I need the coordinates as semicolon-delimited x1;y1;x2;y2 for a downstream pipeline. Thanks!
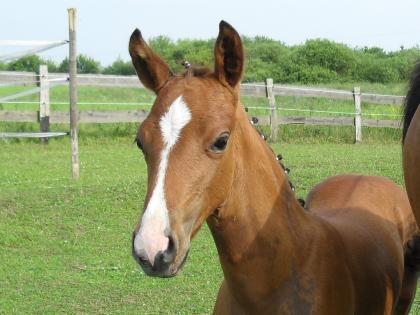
0;80;417;313
2;137;419;314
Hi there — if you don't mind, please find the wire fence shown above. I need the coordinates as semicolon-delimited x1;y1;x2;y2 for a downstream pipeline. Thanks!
245;106;403;118
0;100;403;118
0;101;152;106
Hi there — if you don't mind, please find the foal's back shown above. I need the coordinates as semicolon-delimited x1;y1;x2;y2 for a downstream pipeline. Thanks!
307;175;416;245
306;175;418;314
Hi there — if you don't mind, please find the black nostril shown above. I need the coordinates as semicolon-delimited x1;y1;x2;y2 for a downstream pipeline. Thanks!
137;250;148;262
153;235;177;271
132;231;178;277
132;230;149;264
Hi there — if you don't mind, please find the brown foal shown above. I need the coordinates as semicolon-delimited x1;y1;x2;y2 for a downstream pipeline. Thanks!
129;21;420;314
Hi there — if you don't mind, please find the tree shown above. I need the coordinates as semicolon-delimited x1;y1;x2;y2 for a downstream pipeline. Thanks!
59;54;101;74
7;55;45;73
103;57;135;75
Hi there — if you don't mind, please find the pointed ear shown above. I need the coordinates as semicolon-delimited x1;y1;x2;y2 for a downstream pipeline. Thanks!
214;21;244;89
129;29;173;93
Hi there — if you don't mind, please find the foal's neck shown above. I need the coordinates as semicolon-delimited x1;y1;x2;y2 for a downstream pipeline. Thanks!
207;106;311;303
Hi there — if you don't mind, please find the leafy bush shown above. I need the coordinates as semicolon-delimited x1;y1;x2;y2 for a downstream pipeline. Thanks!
352;54;400;83
293;39;356;77
242;36;293;82
285;63;339;84
149;37;213;73
2;38;420;83
149;36;177;70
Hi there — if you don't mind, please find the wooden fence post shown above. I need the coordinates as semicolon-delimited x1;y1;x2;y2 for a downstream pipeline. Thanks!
68;8;79;179
39;65;50;144
353;86;362;143
266;78;278;142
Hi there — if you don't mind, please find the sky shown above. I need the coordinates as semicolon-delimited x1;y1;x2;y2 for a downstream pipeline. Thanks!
1;0;420;66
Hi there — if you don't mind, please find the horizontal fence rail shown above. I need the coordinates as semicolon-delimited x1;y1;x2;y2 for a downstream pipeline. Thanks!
0;110;401;128
0;70;406;143
241;83;405;105
0;71;140;87
0;71;406;105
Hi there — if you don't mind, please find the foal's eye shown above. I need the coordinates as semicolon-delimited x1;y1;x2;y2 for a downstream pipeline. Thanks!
210;133;230;153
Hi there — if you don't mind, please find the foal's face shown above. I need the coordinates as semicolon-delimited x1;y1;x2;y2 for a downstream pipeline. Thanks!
130;21;244;277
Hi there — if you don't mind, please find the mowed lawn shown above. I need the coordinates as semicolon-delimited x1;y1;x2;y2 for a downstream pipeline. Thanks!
0;138;417;314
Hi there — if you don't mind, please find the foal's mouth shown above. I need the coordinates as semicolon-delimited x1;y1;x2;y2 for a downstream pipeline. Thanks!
132;247;190;278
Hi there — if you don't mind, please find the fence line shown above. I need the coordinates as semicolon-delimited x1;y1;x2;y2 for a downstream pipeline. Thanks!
0;101;404;117
0;71;405;109
0;87;42;102
0;80;42;87
0;82;65;103
0;101;153;106
0;71;141;87
0;131;68;138
0;70;406;143
0;8;80;180
246;106;355;116
0;71;406;105
242;84;405;105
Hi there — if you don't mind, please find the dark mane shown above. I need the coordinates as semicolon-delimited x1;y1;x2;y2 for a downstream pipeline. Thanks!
403;61;420;142
182;66;213;78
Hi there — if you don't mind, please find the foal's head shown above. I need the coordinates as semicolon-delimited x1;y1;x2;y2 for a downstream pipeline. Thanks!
130;21;245;277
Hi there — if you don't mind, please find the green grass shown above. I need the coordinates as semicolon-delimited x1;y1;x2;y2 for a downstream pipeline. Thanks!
2;138;419;314
0;80;415;313
0;139;221;314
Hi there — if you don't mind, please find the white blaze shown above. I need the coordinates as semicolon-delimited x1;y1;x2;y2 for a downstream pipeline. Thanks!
134;96;191;266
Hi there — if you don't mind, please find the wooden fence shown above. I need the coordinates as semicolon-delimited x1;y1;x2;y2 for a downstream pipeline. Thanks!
0;69;405;143
0;8;80;179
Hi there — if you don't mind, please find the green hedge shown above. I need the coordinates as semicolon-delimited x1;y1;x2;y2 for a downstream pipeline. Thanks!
2;37;420;84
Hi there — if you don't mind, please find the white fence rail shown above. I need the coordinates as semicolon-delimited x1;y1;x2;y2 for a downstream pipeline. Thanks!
0;71;140;87
0;70;406;104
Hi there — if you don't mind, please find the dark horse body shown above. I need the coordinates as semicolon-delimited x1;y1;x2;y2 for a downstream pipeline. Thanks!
402;62;420;314
404;63;420;226
129;21;420;314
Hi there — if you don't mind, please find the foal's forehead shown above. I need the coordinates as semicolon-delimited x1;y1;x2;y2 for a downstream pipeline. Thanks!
140;76;235;139
154;75;233;113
